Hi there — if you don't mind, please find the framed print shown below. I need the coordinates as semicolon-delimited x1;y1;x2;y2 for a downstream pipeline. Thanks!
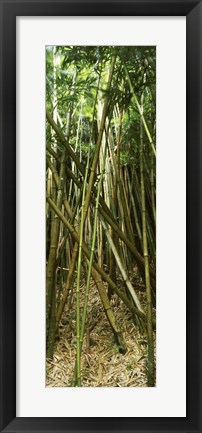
0;1;201;433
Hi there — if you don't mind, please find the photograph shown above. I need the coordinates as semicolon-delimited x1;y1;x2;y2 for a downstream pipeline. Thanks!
1;0;201;429
46;45;156;387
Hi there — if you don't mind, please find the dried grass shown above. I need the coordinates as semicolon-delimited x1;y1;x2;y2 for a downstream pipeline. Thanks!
46;279;156;387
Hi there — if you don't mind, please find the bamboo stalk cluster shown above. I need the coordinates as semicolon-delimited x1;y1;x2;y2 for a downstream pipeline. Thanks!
46;46;156;386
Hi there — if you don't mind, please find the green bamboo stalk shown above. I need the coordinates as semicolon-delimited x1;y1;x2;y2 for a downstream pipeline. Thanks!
139;94;155;386
72;139;127;384
122;61;156;157
46;196;158;329
47;156;156;286
151;153;156;224
83;56;116;220
46;111;112;220
55;241;79;331
80;139;107;353
126;169;143;250
46;66;76;357
120;170;134;242
46;149;66;358
107;120;119;293
73;76;105;381
74;143;91;386
97;220;103;268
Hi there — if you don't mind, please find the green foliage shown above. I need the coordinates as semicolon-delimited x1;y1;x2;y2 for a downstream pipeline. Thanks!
46;45;156;168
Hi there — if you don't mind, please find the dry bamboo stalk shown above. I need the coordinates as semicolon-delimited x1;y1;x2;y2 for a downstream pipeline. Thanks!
46;111;156;283
101;220;144;314
47;157;156;289
46;197;157;328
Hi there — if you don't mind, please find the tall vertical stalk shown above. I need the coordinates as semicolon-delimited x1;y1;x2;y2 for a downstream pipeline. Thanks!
80;140;107;354
139;93;155;386
122;60;156;157
83;55;116;218
75;140;91;386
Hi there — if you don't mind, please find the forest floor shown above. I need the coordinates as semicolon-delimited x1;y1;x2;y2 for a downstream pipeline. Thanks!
46;276;156;387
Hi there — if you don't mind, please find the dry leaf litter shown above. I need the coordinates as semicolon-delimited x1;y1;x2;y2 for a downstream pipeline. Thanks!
46;277;156;387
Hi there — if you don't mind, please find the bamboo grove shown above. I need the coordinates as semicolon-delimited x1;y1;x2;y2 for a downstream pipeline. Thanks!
46;46;156;387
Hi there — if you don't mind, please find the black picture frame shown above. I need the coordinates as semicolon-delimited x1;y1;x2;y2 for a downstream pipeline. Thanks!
0;1;201;432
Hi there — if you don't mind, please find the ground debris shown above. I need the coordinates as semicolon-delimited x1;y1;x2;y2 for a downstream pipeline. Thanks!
46;280;156;387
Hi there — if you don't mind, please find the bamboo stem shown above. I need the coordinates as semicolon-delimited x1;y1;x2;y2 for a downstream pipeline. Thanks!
139;93;155;386
46;197;157;328
122;61;156;157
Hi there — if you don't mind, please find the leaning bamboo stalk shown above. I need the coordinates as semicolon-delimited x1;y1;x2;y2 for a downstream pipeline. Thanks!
65;164;155;278
46;197;157;328
46;121;155;281
47;157;156;285
47;108;151;256
46;143;60;162
46;110;113;219
89;264;127;352
101;220;144;314
47;153;155;314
